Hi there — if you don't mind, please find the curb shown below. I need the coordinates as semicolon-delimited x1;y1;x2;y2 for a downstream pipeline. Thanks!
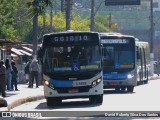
0;95;44;111
149;76;160;80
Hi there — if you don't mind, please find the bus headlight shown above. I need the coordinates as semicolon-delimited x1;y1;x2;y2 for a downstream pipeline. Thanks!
92;78;102;87
44;80;55;89
127;74;134;79
44;80;50;86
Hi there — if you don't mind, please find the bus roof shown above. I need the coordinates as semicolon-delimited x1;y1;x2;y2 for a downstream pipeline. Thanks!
99;32;140;41
99;32;135;38
43;31;98;37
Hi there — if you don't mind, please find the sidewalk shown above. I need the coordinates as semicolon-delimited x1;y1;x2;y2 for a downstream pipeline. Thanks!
0;84;44;111
0;74;159;112
149;74;160;80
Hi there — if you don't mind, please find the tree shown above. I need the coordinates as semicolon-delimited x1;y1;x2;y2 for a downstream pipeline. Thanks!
27;0;52;57
36;12;90;41
0;0;18;40
71;15;90;31
15;0;33;42
95;14;111;32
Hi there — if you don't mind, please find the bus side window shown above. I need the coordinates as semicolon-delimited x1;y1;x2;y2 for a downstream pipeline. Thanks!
136;46;140;59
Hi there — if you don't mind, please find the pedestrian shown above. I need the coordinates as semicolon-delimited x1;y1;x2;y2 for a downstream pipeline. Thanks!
11;60;19;91
5;58;12;91
24;59;32;88
30;59;40;88
0;60;6;97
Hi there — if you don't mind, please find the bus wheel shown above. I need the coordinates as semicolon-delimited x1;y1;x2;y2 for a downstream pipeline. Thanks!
89;95;103;104
121;87;126;91
127;86;134;92
96;95;103;104
47;97;62;107
115;87;120;91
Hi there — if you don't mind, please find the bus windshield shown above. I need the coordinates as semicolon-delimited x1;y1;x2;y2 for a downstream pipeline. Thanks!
102;44;135;72
43;45;101;73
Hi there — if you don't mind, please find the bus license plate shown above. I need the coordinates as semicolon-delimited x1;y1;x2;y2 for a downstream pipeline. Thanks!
110;82;118;85
73;81;87;87
68;89;79;93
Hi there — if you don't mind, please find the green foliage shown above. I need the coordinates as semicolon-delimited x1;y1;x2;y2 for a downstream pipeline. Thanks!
71;15;90;31
95;14;111;32
0;0;18;40
0;0;112;42
27;0;52;15
52;12;90;32
5;26;17;40
39;12;90;33
15;0;33;42
52;12;66;32
95;22;111;32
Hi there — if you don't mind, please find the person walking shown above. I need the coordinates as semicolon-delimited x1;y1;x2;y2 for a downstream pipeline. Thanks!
5;58;12;91
0;60;6;97
24;59;32;88
11;60;19;91
30;59;40;88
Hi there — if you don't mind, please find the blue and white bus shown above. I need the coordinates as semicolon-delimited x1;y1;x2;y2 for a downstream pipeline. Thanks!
41;31;103;106
100;33;150;92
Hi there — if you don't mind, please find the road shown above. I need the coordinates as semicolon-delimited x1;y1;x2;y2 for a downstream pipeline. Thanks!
10;79;160;119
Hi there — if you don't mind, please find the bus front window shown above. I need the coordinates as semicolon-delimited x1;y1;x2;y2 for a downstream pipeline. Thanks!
103;45;134;70
43;46;101;73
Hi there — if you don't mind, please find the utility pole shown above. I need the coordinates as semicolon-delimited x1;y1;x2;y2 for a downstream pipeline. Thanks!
50;2;53;32
150;0;154;76
54;0;57;15
33;0;38;59
90;0;95;31
66;0;71;30
109;13;111;29
61;0;64;12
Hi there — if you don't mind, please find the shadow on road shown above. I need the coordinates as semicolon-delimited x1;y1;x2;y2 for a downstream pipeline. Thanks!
35;99;102;110
103;89;135;94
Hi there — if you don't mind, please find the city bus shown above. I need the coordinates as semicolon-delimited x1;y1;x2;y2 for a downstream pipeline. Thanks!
100;32;150;92
41;31;103;106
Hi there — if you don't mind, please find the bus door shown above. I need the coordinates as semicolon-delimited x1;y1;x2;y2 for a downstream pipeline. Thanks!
139;48;143;83
142;47;147;79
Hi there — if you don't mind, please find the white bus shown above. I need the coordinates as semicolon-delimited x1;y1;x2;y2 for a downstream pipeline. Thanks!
40;31;103;106
100;32;150;92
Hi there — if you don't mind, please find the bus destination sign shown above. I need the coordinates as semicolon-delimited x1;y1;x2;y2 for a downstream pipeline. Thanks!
101;39;129;44
51;35;91;43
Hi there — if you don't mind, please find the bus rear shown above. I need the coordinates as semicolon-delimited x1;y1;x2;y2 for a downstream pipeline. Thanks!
42;31;103;106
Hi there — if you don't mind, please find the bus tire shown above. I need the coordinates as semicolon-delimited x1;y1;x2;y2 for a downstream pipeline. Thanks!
127;86;134;92
145;71;149;84
46;97;62;107
96;94;103;104
89;95;103;104
115;87;120;91
121;87;126;91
